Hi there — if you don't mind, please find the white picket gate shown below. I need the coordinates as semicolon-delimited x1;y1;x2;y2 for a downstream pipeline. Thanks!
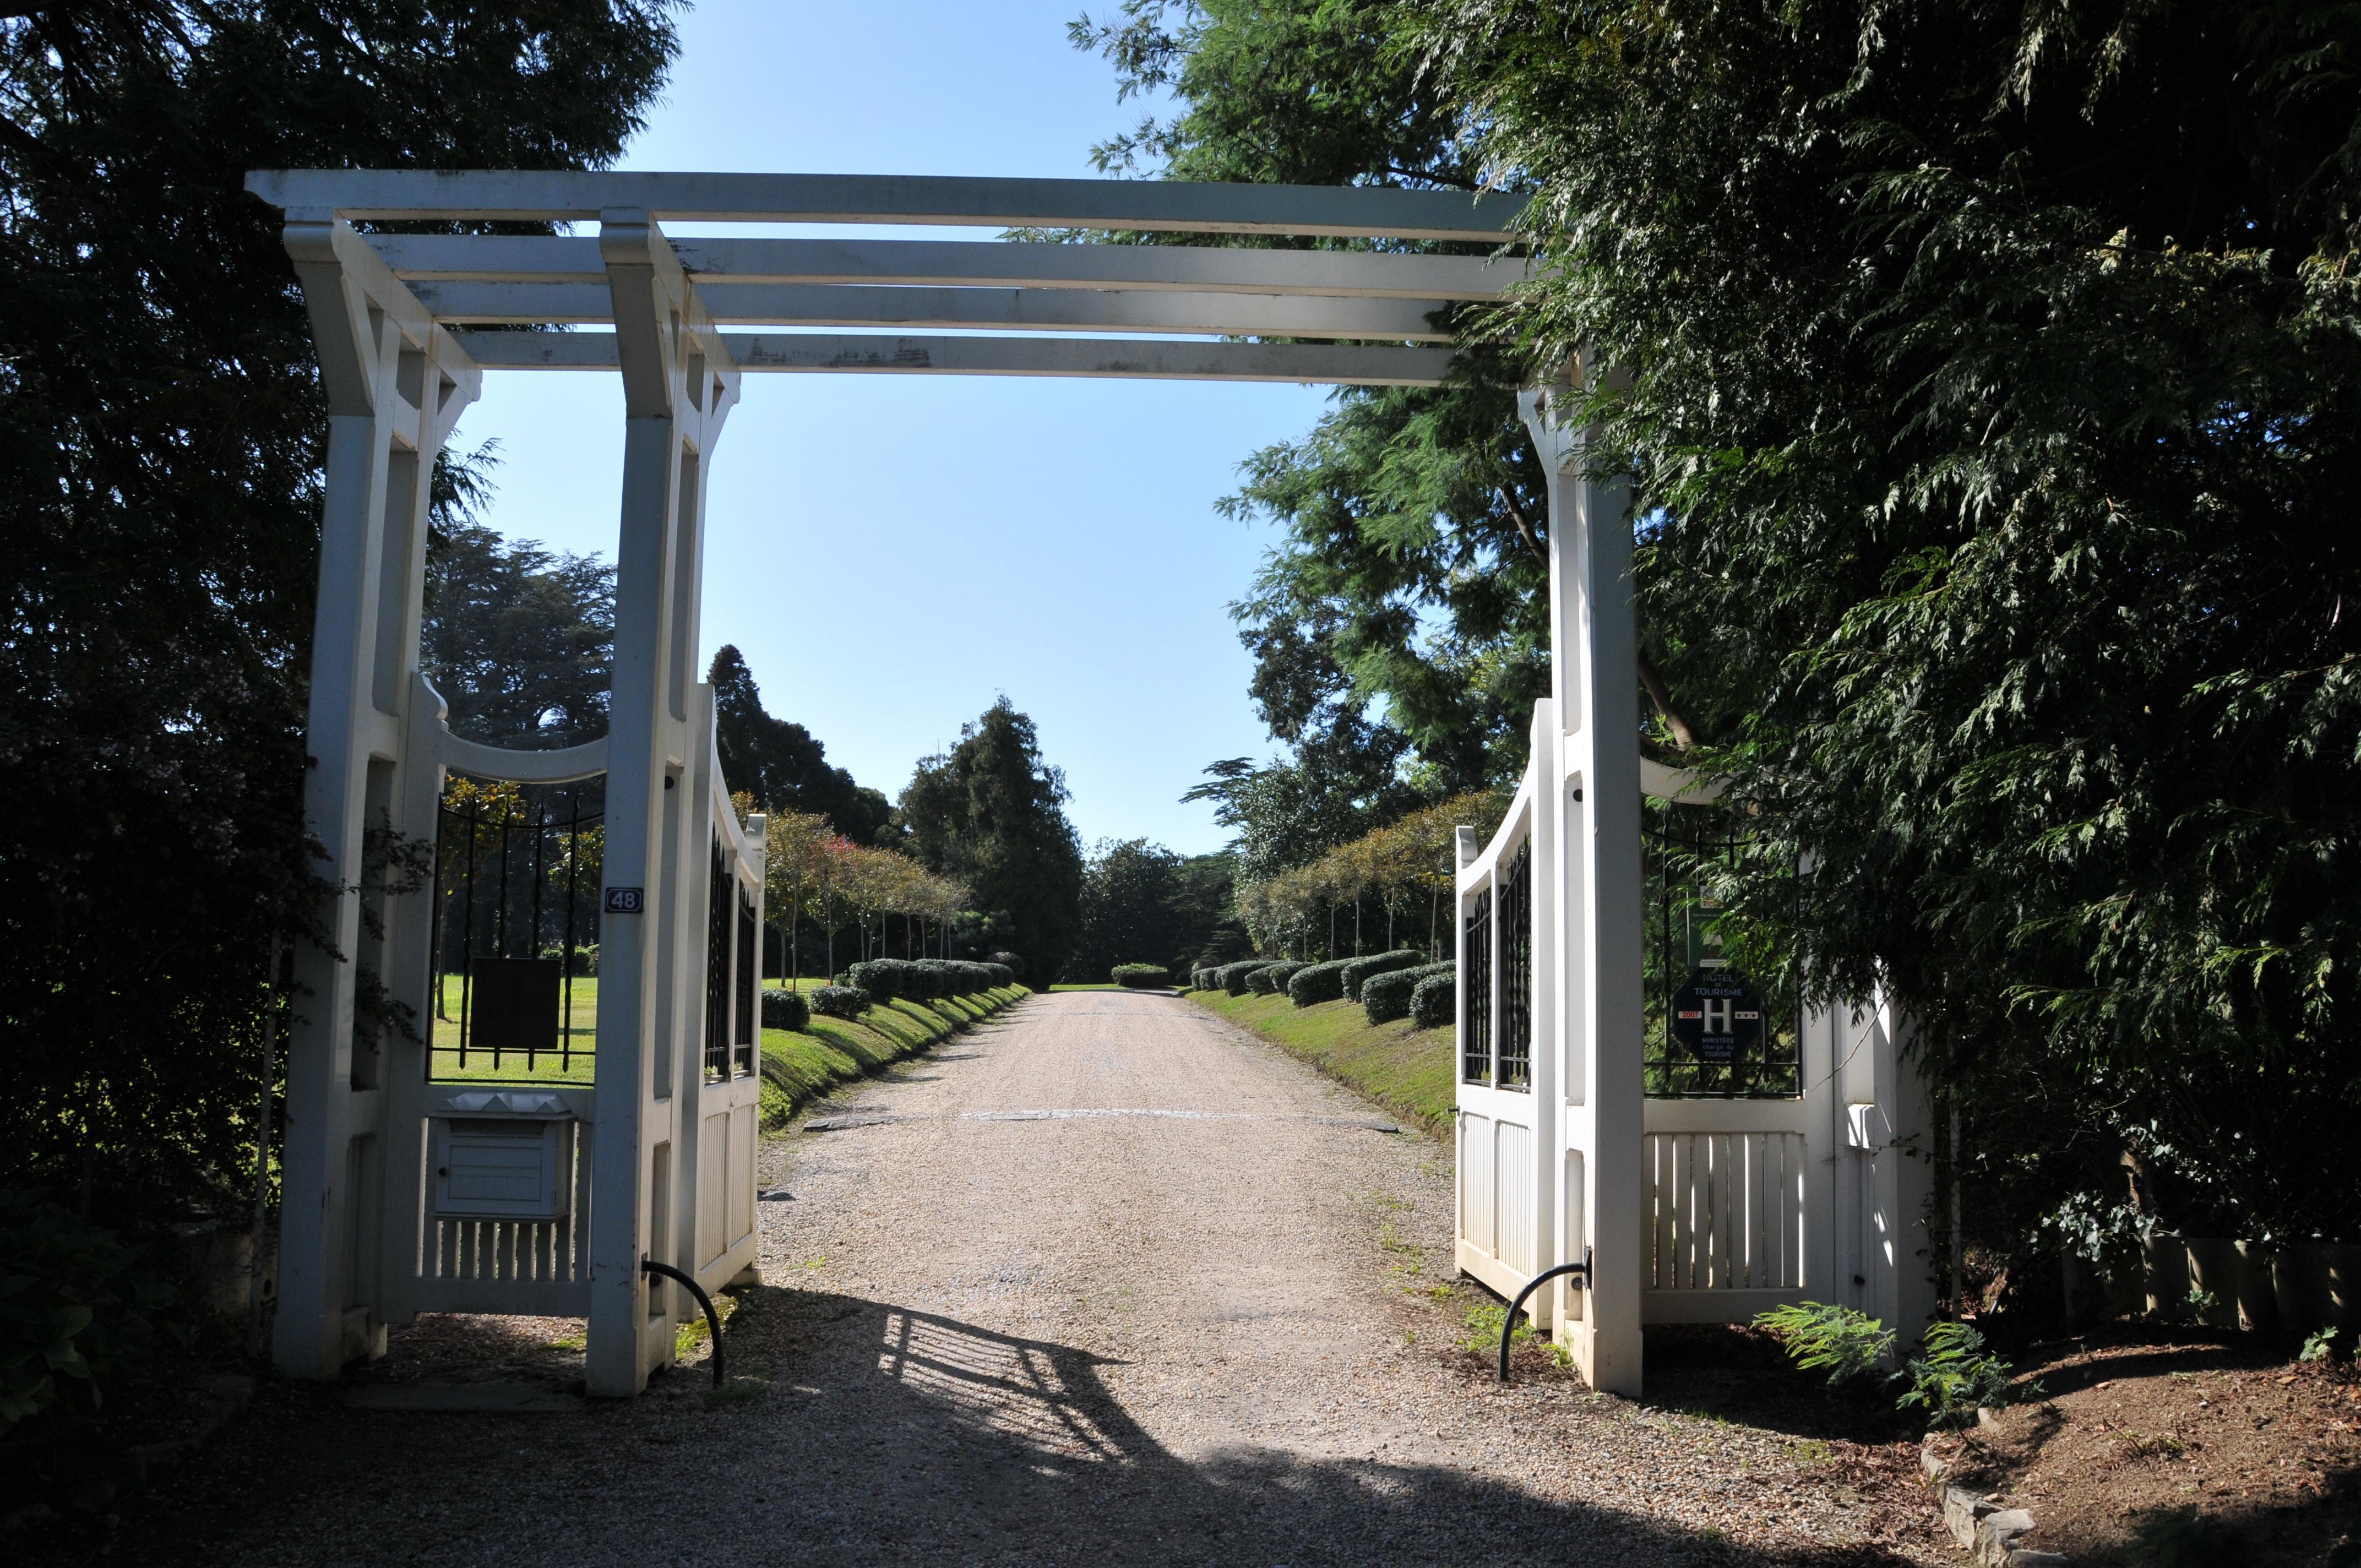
1450;378;1935;1396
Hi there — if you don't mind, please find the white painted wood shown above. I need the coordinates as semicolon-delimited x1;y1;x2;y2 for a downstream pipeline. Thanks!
438;728;609;783
453;330;1457;386
248;167;1526;240
371;233;1517;300
1524;365;1646;1396
412;281;1463;340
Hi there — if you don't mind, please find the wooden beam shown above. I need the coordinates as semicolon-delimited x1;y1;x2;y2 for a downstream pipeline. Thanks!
409;281;1462;341
247;168;1525;241
451;331;1457;386
373;234;1515;300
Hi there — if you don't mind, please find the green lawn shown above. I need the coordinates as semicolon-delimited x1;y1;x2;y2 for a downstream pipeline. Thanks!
1186;987;1456;1137
421;972;1029;1106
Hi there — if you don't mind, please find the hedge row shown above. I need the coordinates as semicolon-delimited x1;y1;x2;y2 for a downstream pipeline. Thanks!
1111;963;1169;989
1246;961;1303;994
1409;970;1455;1030
845;958;1016;1005
1340;950;1426;1002
811;984;871;1020
1362;961;1454;1025
759;987;810;1031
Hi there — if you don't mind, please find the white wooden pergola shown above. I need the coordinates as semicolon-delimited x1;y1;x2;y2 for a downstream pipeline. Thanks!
252;167;1928;1401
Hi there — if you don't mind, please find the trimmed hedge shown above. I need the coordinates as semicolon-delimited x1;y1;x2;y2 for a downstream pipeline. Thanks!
1214;960;1270;996
812;984;872;1019
1363;961;1453;1025
1287;959;1351;1007
848;958;1007;1004
1112;963;1169;989
1246;962;1302;995
760;987;810;1032
1409;970;1455;1030
1340;949;1425;1002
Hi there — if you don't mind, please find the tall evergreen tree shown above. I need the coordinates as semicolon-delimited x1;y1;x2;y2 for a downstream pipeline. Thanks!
0;2;680;1221
423;518;616;749
708;646;892;843
899;699;1085;986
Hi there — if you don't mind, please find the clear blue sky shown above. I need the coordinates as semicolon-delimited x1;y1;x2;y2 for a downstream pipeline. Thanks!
449;1;1325;855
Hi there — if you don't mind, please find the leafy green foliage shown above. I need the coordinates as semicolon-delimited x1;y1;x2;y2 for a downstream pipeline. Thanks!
1755;1302;1895;1389
0;1192;172;1434
2302;1327;2341;1362
1072;839;1244;983
1245;962;1302;994
0;1;680;1223
1111;963;1169;988
1408;970;1455;1029
900;700;1085;986
1288;959;1351;1007
1422;0;2361;1251
1898;1321;2026;1429
758;988;809;1033
423;519;614;749
810;986;872;1021
1213;960;1270;996
1340;950;1425;1003
1363;961;1452;1025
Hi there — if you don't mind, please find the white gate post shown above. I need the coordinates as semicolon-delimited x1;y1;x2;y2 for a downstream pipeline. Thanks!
585;214;740;1397
1523;361;1646;1396
273;219;479;1376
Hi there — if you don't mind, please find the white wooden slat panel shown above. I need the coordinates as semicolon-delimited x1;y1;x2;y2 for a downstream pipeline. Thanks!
1460;1113;1495;1258
1498;1119;1535;1277
1643;1131;1808;1294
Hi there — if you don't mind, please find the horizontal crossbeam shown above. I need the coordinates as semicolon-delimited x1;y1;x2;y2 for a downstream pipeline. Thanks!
374;235;1514;301
247;168;1525;241
411;281;1460;341
451;331;1457;386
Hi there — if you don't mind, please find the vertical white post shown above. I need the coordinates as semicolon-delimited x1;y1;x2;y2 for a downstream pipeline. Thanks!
1524;362;1645;1396
584;215;739;1397
274;220;478;1377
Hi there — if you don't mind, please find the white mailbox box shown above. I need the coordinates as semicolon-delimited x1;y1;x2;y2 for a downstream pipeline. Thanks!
431;1116;575;1221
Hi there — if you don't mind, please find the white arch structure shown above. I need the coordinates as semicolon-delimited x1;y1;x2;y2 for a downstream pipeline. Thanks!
250;168;1929;1398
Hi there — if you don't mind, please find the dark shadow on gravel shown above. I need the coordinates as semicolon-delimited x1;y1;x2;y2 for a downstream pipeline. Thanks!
1642;1325;1922;1444
96;1288;1932;1567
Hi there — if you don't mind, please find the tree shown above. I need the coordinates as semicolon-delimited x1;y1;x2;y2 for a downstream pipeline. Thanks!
0;2;681;1223
900;699;1085;986
1420;0;2361;1258
423;516;615;748
709;645;893;843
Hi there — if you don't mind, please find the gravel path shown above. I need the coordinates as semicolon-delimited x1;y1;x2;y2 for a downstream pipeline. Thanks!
131;991;1947;1566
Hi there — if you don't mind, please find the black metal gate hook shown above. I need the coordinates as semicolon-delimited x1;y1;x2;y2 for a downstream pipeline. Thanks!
643;1257;726;1387
1498;1248;1593;1384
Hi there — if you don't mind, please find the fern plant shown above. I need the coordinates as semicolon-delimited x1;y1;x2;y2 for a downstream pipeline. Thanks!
1755;1302;1895;1387
1898;1321;2028;1428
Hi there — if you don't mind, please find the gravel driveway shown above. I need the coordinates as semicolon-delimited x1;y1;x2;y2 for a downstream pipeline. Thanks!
128;990;1946;1566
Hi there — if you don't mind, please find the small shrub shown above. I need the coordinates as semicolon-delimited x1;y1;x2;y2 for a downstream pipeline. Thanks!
1408;970;1456;1029
987;951;1026;984
759;988;809;1031
2302;1326;2341;1362
1755;1301;1895;1387
1899;1320;2026;1428
1246;962;1303;994
810;985;871;1019
980;961;1015;989
1339;950;1425;1002
845;960;901;1003
0;1191;172;1435
1362;961;1452;1025
1215;960;1269;996
1288;959;1350;1007
1111;963;1169;989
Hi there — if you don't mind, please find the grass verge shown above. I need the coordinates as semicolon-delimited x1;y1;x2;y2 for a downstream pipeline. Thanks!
1186;988;1456;1137
758;984;1028;1128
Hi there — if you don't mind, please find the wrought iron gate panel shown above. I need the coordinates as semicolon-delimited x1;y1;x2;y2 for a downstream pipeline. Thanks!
429;777;603;1082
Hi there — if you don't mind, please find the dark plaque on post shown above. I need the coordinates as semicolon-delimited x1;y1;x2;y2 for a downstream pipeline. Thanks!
603;886;644;914
1671;971;1765;1064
